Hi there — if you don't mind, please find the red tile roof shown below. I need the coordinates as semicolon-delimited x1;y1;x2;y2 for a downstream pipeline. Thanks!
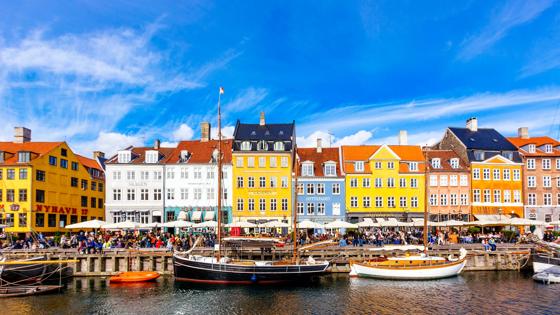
508;136;560;157
76;154;102;171
166;139;233;164
0;141;62;165
341;145;426;173
424;149;469;172
296;147;341;177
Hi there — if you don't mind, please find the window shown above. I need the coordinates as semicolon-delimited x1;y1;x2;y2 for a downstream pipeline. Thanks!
375;197;383;208
324;163;336;176
241;141;252;151
374;162;382;169
473;189;481;203
503;190;511;203
0;169;2;180
450;194;457;206
7;169;15;180
556;159;560;169
503;169;510;181
307;184;315;195
440;194;448;206
194;188;202;200
400;196;407;208
483;189;491;203
317;203;325;215
350;197;358;208
71;177;78;187
167;169;175;179
297;183;304;194
35;213;44;227
248;157;255;167
473;169;480;180
180;188;188;200
411;197;418;208
400;178;406;188
409;162;418;171
387;162;395;169
544;193;552;206
450;158;459;169
527;176;536;187
317;183;325;195
528;194;537;205
6;189;14;202
528;144;536;153
18;151;31;163
270;177;277;188
270;199;277;211
127;171;135;180
332;183;340;194
513;169;520;181
113;171;121;180
430;194;438;206
460;194;468;205
355;161;364;172
450;175;458;186
460;175;468;186
274;142;285;151
258;157;266;168
375;178;382;188
270;157;277;167
91;181;97;191
71;161;79;171
387;197;395;208
237;177;244;188
302;163;314;176
91;197;97;208
127;189;135;201
237;199;244;211
440;175;448;186
236;157;244;167
493;169;500;180
81;179;88;190
350;178;358;188
513;190;521;203
363;196;370;208
81;196;88;207
527;159;536;169
154;189;162;200
387;178;395;188
248;199;255;211
307;203;315;215
259;176;266;188
281;157;288;168
543;159;551;170
259;199;266;211
297;202;304;214
19;168;27;179
257;140;268;151
362;178;370;188
483;169;490;180
113;189;122;201
0;190;2;201
49;156;57;166
281;177;288;188
410;178;418;188
281;199;288;211
545;144;553;153
60;159;68;169
48;214;56;228
36;190;45;203
431;158;441;168
544;176;552;188
248;177;255;188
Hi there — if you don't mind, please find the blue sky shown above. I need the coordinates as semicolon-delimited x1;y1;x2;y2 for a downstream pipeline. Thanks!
1;1;560;155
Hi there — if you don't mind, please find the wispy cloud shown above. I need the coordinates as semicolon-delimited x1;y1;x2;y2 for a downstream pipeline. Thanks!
223;87;268;113
457;0;554;61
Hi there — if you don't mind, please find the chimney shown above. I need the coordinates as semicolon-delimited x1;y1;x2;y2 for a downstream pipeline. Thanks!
518;127;529;139
259;112;266;126
398;130;408;145
154;139;161;150
200;122;211;142
466;117;478;132
93;151;105;159
316;138;323;153
14;127;31;143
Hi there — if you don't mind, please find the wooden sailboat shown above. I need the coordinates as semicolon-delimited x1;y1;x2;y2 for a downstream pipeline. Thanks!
172;87;328;284
349;148;467;280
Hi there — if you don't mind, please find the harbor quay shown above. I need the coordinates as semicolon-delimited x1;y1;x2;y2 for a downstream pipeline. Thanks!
0;244;532;276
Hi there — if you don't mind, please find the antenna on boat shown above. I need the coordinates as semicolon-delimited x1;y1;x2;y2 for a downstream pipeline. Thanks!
423;146;429;255
217;86;224;262
292;149;299;263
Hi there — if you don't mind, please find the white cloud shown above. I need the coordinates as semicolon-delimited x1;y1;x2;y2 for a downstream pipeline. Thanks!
297;130;372;147
172;124;195;141
223;87;268;113
211;125;235;139
335;130;373;146
73;131;145;157
457;0;554;60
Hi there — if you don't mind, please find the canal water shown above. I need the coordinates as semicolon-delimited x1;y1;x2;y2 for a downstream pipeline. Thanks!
3;271;558;315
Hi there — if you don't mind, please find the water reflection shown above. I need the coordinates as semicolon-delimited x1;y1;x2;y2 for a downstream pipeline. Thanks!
3;272;559;315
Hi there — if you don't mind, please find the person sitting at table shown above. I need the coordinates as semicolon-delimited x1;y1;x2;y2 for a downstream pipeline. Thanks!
482;239;491;251
488;237;496;251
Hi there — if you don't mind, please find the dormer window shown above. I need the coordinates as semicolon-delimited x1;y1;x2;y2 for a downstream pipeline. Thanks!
473;150;485;160
212;149;219;162
502;151;513;161
117;151;131;163
409;162;418;171
431;158;441;169
450;158;459;169
324;162;336;176
145;150;159;164
257;140;268;151
301;162;314;176
18;151;31;163
528;144;536;153
354;161;364;172
545;144;553;153
274;141;285;151
240;141;252;151
179;150;190;163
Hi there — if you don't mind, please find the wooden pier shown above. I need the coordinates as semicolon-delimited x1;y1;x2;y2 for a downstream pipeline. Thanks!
0;244;532;276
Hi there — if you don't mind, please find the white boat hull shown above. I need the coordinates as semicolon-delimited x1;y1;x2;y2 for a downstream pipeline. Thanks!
533;261;560;274
350;259;466;280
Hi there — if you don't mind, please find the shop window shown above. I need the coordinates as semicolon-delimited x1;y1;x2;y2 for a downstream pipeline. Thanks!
48;214;57;227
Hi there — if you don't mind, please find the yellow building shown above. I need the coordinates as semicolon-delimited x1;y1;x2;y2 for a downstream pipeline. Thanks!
0;127;105;234
341;144;426;221
231;113;296;224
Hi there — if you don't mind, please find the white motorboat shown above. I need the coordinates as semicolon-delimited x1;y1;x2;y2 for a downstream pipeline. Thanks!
533;272;560;284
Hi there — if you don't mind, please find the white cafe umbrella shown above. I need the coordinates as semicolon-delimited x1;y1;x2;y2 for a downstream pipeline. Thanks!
260;221;291;228
162;220;193;228
65;219;107;229
357;218;379;228
441;220;466;227
508;218;545;226
102;220;142;230
548;220;560;226
297;220;324;229
324;219;358;229
225;221;257;228
141;222;162;228
193;220;218;228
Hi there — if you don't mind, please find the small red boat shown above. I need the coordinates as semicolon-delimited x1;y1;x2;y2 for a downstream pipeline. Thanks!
109;271;160;283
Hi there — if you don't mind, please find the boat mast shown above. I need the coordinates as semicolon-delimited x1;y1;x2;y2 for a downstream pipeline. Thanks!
217;87;224;262
292;148;299;263
423;147;429;255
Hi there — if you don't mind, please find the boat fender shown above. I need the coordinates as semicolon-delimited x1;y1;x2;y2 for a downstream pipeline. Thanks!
459;248;467;260
250;274;257;283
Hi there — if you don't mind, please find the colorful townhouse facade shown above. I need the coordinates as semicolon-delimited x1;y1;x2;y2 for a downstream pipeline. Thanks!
295;139;345;224
424;149;471;221
508;127;560;223
104;141;173;224
0;127;105;234
435;118;524;218
164;123;233;224
231;113;296;224
341;132;426;222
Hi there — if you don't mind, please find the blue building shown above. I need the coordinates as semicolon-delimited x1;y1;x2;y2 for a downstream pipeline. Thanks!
296;139;345;224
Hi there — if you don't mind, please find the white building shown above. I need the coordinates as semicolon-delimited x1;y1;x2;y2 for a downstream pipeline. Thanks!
164;123;233;223
104;140;174;224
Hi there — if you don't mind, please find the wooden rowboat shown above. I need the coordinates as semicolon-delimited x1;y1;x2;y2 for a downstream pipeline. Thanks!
109;271;160;283
0;285;62;298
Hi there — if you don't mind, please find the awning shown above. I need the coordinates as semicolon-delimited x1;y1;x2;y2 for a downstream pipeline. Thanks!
204;211;215;221
191;211;202;221
152;210;162;216
474;215;510;221
177;211;187;221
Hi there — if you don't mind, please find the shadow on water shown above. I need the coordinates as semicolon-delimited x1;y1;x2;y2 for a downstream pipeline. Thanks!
3;272;560;315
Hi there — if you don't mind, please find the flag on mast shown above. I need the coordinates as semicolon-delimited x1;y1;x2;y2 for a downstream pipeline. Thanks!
219;86;224;94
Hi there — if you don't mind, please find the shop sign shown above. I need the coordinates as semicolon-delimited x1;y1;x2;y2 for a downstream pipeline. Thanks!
35;204;88;215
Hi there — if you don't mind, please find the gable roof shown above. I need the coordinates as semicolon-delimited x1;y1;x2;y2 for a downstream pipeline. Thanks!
448;127;517;151
424;149;469;172
0;141;62;165
233;120;295;141
341;145;425;173
296;147;341;177
166;139;233;164
105;147;176;164
76;154;103;171
507;136;560;157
